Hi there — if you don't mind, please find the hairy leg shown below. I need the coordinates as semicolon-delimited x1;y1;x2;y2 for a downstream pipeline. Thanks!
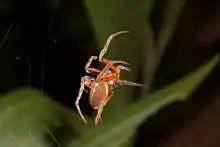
95;94;113;125
75;76;94;123
116;80;145;87
98;31;129;62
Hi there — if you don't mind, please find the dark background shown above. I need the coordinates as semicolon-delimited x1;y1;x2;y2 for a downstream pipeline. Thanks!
0;0;220;146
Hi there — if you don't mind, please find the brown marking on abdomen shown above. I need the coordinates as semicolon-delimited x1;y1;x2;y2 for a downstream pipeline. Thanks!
89;82;109;109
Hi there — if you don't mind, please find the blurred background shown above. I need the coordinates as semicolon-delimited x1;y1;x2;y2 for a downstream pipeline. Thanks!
0;0;220;146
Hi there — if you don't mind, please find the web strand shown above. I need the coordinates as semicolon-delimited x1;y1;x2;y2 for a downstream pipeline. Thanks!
40;2;60;94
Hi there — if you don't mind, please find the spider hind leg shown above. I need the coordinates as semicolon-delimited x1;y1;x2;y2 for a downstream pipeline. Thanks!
117;80;145;87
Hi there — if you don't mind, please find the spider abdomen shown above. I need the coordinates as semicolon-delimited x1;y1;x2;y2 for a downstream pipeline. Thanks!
89;82;109;109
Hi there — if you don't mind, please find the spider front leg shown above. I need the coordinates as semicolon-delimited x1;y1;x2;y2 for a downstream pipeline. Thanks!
75;76;94;124
99;31;130;62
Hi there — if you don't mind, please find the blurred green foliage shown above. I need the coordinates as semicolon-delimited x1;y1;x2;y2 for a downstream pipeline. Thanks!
0;0;219;146
0;54;218;147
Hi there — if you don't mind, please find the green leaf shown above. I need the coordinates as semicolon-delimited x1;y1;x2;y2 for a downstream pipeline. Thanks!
142;0;186;94
156;0;186;55
0;89;79;147
68;54;219;147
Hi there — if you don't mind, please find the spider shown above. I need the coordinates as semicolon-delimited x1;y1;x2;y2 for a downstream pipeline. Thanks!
75;31;145;125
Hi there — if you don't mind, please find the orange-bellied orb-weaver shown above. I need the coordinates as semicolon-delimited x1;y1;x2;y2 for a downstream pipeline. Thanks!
75;31;145;125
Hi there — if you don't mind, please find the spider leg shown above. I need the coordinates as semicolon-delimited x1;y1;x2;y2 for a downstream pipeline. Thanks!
117;65;131;72
101;58;130;74
84;89;89;93
96;60;130;81
116;80;145;87
75;76;91;124
95;94;113;125
85;56;98;73
99;31;130;62
95;102;104;125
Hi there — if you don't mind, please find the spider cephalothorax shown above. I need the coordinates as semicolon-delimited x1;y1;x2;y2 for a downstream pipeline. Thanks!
75;31;144;125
